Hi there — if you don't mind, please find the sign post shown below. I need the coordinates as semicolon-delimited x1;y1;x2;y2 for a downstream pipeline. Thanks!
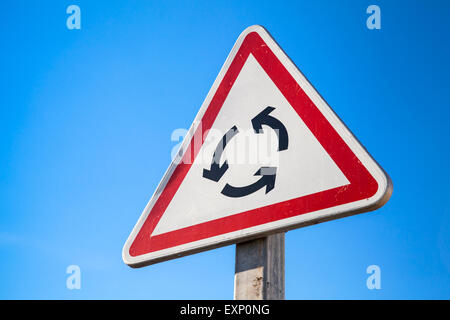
234;233;285;300
123;25;392;301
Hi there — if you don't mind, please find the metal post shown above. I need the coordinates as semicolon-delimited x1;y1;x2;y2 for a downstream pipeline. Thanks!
234;232;285;300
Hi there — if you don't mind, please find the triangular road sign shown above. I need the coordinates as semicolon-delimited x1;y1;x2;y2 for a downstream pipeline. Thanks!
123;25;392;267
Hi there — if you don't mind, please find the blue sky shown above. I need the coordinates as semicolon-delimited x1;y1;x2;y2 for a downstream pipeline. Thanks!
1;0;449;299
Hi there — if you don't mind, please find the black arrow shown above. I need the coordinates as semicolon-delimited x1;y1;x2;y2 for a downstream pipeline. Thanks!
202;126;239;182
221;167;277;198
251;106;288;151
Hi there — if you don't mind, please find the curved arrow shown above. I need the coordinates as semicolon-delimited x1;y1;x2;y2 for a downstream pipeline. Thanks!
251;106;288;151
203;126;239;182
221;167;277;198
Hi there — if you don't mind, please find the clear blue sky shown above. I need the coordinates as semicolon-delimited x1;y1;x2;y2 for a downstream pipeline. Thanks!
1;0;449;299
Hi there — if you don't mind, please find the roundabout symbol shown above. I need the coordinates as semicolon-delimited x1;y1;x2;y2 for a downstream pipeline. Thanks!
202;106;289;198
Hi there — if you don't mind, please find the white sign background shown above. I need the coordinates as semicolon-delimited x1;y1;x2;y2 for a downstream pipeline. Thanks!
122;25;392;267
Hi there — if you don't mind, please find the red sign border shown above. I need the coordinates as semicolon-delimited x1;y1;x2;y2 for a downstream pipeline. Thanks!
126;28;387;261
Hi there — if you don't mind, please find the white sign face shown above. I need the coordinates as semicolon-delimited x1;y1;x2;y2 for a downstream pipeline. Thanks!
123;25;392;267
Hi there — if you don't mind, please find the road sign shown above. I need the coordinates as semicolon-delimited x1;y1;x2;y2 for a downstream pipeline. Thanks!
122;25;392;267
